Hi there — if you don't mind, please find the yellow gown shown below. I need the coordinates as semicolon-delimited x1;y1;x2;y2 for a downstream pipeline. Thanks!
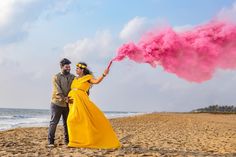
67;74;121;149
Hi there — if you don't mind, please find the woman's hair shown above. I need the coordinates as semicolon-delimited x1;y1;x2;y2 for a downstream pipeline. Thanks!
77;62;93;76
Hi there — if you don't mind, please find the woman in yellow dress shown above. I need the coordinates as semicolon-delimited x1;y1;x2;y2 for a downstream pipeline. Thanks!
67;62;121;149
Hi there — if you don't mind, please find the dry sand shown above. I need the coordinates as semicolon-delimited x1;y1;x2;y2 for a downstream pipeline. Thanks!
0;113;235;157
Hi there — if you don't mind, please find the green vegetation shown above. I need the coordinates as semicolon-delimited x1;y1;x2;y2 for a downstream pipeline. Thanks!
192;105;236;114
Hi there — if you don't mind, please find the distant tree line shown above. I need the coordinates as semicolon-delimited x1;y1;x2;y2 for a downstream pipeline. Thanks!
192;105;236;113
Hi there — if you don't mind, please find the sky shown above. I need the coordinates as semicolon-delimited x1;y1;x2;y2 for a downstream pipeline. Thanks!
0;0;236;112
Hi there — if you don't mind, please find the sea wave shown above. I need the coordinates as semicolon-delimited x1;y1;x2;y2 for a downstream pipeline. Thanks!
0;108;143;131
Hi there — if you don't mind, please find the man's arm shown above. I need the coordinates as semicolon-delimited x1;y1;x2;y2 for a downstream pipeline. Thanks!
53;75;66;102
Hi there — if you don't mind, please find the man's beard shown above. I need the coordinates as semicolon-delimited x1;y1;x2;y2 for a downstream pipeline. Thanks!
62;70;70;75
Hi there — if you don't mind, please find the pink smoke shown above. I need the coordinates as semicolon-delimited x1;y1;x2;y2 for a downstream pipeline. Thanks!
111;20;236;83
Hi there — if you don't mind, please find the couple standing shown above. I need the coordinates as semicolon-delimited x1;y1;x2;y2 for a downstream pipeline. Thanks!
48;58;121;149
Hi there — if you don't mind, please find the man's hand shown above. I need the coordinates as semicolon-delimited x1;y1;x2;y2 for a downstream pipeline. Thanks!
65;97;73;104
68;97;73;104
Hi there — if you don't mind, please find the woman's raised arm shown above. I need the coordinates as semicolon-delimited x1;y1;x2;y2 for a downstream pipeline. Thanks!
89;68;109;84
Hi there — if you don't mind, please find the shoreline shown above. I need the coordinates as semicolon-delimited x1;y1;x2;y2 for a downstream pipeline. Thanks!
0;111;145;132
0;113;235;156
0;112;148;132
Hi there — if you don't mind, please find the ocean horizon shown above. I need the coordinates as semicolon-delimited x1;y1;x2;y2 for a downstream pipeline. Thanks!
0;107;142;131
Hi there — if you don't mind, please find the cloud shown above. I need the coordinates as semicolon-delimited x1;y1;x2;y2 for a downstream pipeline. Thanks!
119;17;149;41
88;58;236;112
0;0;77;45
0;42;58;109
92;14;236;112
62;30;115;63
43;0;79;18
0;0;45;44
217;1;236;22
0;60;52;109
48;0;78;14
173;24;193;32
119;17;167;42
2;2;236;112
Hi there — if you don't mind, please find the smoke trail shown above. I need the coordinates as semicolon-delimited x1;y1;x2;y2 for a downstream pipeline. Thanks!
112;20;236;83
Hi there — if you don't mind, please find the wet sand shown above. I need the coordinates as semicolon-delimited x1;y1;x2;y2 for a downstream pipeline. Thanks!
0;113;235;157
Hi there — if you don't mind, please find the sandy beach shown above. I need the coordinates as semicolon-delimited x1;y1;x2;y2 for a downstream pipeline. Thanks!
0;113;235;157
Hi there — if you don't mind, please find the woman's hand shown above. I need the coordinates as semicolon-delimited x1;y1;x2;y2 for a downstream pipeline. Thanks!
103;68;109;77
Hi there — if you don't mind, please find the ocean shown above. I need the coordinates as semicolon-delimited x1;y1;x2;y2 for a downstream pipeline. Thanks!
0;108;140;131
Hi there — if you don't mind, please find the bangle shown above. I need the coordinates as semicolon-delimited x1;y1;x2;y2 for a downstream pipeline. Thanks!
102;73;106;77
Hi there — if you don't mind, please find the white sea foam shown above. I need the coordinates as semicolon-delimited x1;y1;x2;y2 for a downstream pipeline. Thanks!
0;108;143;131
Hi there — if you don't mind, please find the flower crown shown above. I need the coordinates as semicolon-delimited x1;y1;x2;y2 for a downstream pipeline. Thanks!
77;63;87;69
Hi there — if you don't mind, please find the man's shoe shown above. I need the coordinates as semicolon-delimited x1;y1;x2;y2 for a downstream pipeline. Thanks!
47;144;55;148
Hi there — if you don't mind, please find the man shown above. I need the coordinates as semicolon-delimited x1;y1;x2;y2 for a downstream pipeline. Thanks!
48;58;75;146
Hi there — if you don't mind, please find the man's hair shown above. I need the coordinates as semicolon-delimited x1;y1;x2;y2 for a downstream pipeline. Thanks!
60;58;71;67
